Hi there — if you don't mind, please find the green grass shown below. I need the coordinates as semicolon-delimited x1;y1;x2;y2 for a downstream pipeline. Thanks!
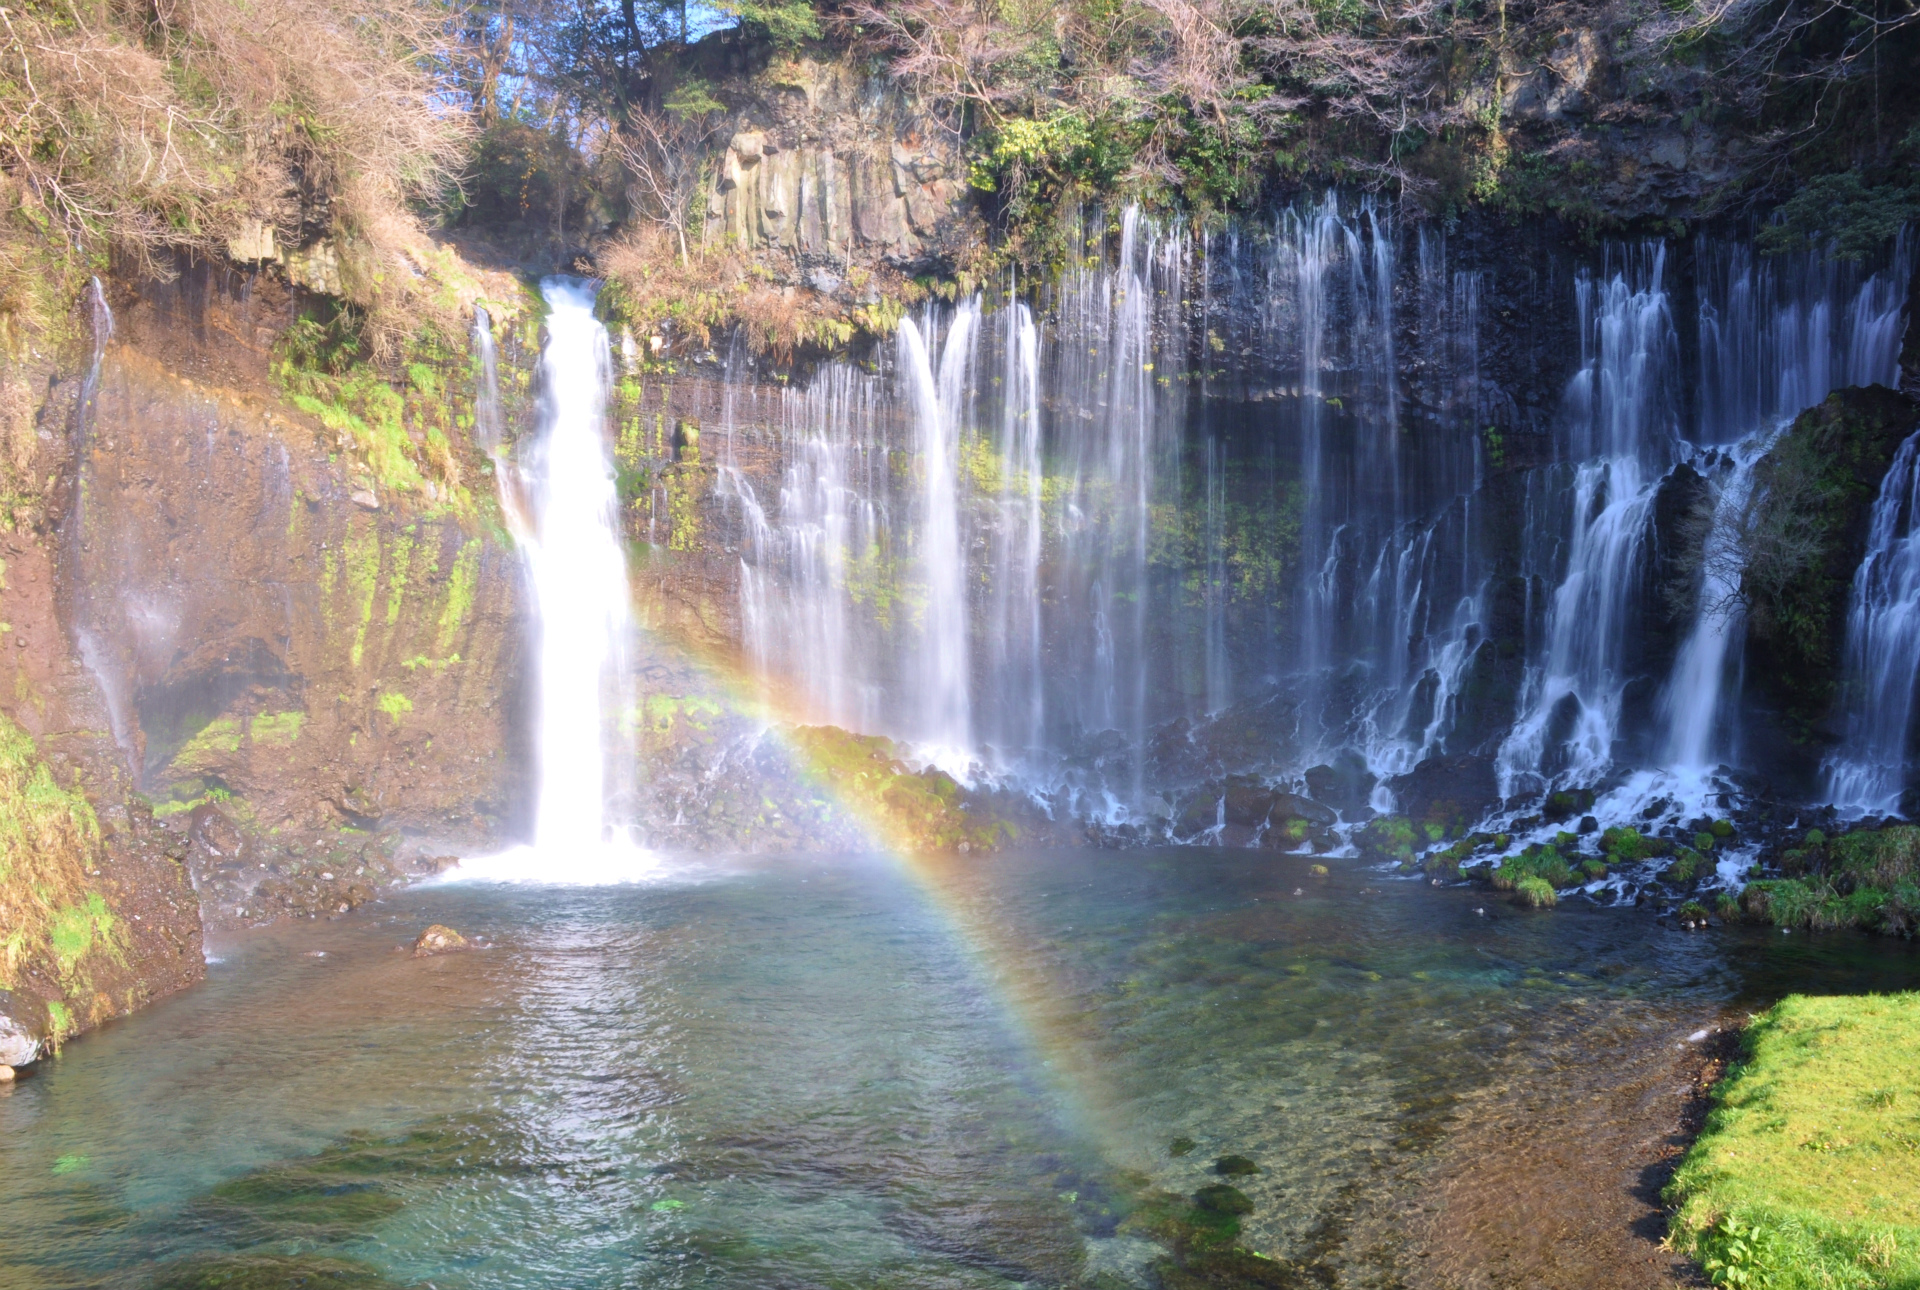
1742;825;1920;936
1667;993;1920;1288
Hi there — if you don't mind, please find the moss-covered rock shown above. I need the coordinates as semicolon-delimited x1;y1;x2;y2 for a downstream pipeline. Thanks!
1743;385;1920;740
786;725;1016;854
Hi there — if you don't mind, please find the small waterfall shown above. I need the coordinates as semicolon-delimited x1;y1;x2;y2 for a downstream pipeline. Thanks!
456;279;645;882
899;304;978;761
1498;250;1678;796
473;306;505;451
1825;430;1920;814
1661;430;1780;770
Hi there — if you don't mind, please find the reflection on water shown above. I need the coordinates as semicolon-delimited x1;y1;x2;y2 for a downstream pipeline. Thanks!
3;849;1915;1288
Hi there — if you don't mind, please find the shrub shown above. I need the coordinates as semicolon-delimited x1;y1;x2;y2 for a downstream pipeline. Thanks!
1601;826;1657;862
1515;875;1556;908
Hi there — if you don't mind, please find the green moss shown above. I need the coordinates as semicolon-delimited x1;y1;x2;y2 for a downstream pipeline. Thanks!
786;725;1014;854
376;690;412;728
1667;993;1920;1288
384;531;415;626
48;892;118;978
170;717;242;774
338;520;382;669
1745;387;1920;737
1358;816;1417;864
249;711;305;747
0;709;108;991
435;538;482;653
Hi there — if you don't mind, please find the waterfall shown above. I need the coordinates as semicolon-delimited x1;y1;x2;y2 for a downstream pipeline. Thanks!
899;304;978;762
1825;431;1920;814
473;306;505;451
1661;430;1780;770
708;205;1910;839
1497;249;1678;797
455;279;645;882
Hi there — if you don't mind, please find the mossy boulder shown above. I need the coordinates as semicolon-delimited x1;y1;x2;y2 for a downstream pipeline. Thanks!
1213;1154;1260;1177
1743;385;1920;740
787;725;1016;854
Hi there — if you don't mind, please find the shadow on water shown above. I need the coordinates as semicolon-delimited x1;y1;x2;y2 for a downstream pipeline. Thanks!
0;848;1913;1289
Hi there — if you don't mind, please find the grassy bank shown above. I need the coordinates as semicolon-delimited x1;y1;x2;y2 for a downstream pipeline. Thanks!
1667;993;1920;1289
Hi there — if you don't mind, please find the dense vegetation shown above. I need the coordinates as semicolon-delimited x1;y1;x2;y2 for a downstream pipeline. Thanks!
0;0;1908;360
1668;993;1920;1290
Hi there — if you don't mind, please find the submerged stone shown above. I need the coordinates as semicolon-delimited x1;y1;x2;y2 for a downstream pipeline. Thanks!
1169;1136;1197;1157
1213;1154;1260;1177
1192;1183;1254;1216
148;1252;412;1289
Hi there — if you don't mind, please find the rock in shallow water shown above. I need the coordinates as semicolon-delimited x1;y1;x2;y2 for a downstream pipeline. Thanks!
0;1012;38;1067
412;925;470;957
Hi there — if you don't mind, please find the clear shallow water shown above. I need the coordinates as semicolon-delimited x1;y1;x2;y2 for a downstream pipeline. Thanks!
4;849;1917;1289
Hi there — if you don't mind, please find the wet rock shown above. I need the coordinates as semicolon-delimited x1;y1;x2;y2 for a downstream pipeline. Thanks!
1192;1183;1254;1216
1304;751;1376;819
1175;788;1222;837
1222;777;1277;828
0;1010;39;1067
0;1064;13;1082
412;925;470;957
1169;1136;1197;1157
1387;754;1500;830
1213;1154;1260;1177
188;802;246;860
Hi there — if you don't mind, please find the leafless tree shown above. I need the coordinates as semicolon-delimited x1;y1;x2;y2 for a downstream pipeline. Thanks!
613;102;726;263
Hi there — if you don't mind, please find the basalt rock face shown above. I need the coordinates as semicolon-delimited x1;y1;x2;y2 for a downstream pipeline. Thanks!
1741;384;1920;770
678;42;982;277
70;342;531;927
0;264;531;1058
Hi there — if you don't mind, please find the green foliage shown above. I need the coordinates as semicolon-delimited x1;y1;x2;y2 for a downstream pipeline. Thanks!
663;78;726;118
0;708;108;992
715;0;821;46
1492;843;1576;891
1756;172;1920;261
786;725;1014;853
1667;993;1920;1288
1514;874;1557;907
1597;833;1658;860
1358;815;1417;863
1742;825;1920;936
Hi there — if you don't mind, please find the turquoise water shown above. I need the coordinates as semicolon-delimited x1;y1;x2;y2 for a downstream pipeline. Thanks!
3;849;1915;1289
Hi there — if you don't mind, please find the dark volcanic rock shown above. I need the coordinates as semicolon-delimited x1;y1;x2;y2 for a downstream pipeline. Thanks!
1388;754;1501;828
1305;751;1377;820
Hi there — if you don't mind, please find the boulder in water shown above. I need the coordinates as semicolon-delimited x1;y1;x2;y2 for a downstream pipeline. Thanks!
412;925;470;957
0;1010;39;1068
1214;1154;1260;1177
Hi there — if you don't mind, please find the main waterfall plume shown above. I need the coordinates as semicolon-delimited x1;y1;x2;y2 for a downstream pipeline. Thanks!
454;279;647;882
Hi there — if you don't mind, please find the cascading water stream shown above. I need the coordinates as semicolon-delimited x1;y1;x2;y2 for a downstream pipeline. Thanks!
1497;251;1678;798
711;206;1908;858
1825;430;1920;815
455;279;646;882
899;304;978;764
1661;431;1781;773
